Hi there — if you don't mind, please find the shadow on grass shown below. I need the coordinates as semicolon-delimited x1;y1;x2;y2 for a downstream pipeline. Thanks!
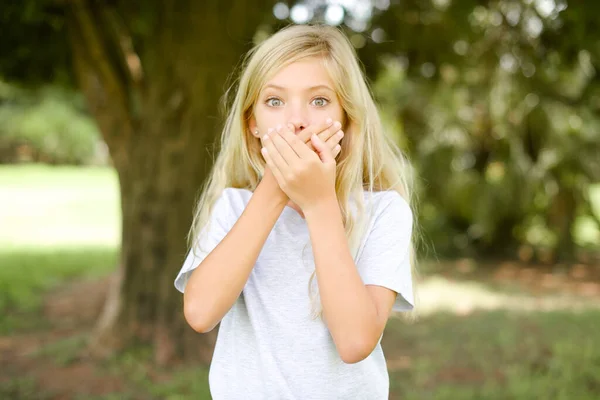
0;246;118;333
384;309;600;400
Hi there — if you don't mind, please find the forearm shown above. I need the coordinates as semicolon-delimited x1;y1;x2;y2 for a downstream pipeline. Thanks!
304;197;380;362
184;180;287;333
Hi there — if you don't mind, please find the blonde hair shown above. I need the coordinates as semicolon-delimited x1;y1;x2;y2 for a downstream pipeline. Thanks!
188;24;418;320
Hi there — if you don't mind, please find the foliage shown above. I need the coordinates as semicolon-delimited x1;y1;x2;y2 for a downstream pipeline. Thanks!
0;83;108;165
355;0;600;260
0;0;71;86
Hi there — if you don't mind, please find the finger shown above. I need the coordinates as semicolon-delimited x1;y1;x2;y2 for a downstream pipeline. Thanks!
297;118;335;144
261;146;286;187
262;133;290;174
332;144;342;159
305;140;316;152
311;133;335;164
325;129;344;151
260;128;275;157
260;128;274;146
281;123;315;160
271;125;301;168
318;120;343;143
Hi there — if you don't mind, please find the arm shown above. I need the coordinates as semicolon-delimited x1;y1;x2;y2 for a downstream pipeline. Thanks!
183;172;287;333
304;197;398;364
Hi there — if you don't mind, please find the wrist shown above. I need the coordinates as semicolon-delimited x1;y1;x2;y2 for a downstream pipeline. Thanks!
257;175;288;207
303;193;339;220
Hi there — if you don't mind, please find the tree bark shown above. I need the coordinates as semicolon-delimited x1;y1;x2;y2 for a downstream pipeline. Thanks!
66;0;273;364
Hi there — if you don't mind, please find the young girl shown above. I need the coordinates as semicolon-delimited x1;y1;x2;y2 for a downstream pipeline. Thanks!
174;24;416;399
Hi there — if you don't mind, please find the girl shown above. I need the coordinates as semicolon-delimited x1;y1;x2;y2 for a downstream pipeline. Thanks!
174;24;416;399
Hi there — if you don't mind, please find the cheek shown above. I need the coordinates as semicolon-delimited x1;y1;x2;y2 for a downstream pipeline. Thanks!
334;107;345;124
254;108;286;131
317;105;345;125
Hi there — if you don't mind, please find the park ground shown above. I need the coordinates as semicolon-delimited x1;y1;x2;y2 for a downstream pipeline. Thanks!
1;165;599;399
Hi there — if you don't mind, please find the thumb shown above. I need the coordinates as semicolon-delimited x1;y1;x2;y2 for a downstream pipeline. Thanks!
311;133;334;163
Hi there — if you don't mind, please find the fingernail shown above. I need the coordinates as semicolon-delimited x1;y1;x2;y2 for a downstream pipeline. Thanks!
276;124;282;132
338;131;344;138
262;134;269;141
334;121;342;129
326;118;332;124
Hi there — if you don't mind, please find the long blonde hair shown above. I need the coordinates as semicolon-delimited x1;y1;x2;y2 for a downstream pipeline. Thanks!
188;24;418;319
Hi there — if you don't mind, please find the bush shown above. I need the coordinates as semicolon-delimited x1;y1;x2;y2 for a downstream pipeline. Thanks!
0;82;109;165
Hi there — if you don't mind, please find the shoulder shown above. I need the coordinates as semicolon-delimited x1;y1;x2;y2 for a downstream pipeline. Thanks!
220;187;252;208
362;190;412;225
211;187;252;220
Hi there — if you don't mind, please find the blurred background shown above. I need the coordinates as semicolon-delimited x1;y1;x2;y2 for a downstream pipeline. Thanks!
1;0;599;399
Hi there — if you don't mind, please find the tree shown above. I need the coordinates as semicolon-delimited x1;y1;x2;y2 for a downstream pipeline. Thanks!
355;0;600;260
1;0;275;364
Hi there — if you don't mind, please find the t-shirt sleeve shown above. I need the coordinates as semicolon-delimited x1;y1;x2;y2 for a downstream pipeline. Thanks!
174;189;235;294
355;192;415;312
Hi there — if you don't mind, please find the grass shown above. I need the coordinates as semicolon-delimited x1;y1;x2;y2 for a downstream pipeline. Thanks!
0;165;119;333
386;310;600;400
102;347;212;400
0;246;118;334
1;164;599;399
0;377;48;400
0;164;120;247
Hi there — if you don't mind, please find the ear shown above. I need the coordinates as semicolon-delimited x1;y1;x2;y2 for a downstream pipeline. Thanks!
248;116;260;138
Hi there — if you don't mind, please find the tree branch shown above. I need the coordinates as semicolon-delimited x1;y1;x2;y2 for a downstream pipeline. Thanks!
68;0;132;127
100;6;145;110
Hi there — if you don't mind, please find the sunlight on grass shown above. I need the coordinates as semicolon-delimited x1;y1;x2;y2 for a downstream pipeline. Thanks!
0;165;120;247
416;276;600;316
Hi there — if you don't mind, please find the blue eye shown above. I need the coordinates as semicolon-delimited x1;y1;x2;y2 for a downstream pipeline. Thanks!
312;97;329;107
266;97;283;107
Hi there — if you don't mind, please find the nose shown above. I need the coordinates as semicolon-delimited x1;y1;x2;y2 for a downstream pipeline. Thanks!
286;104;308;134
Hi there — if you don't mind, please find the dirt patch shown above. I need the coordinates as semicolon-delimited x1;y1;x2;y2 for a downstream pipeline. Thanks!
432;259;600;299
34;362;126;399
0;275;117;399
43;274;112;325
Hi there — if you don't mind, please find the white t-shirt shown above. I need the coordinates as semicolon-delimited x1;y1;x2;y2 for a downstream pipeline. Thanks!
174;188;414;400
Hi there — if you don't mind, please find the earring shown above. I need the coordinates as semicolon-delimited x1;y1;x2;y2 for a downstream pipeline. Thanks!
254;129;259;137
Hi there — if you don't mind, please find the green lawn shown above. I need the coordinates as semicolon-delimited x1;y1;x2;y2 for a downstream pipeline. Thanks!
1;165;599;400
0;164;120;248
0;165;119;332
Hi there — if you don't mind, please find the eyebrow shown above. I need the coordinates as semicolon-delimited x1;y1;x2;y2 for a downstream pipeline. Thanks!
263;84;335;93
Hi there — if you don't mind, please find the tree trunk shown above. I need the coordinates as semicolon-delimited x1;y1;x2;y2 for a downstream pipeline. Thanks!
66;0;273;364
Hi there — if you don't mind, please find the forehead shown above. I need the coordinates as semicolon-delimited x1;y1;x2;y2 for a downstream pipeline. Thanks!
264;57;335;89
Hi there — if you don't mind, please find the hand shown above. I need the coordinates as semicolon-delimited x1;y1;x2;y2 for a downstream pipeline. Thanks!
258;119;344;201
260;122;338;211
296;118;344;158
